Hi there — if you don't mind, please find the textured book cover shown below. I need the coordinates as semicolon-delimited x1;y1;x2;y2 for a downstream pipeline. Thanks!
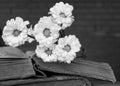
0;76;91;86
0;58;35;81
32;56;116;83
0;47;35;81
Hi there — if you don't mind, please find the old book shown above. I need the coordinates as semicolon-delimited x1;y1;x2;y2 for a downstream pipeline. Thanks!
0;47;35;81
0;47;91;86
0;75;91;86
0;47;116;86
32;56;116;83
0;58;35;81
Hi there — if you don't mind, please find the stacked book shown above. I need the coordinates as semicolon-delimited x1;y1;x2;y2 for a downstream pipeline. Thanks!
0;47;116;86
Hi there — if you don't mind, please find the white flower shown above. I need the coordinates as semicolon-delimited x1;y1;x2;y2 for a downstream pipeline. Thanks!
55;35;81;63
35;44;57;62
33;16;61;46
49;2;74;29
2;17;30;47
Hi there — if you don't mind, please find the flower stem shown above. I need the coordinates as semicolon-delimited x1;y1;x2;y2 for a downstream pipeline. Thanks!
28;35;35;39
60;30;65;37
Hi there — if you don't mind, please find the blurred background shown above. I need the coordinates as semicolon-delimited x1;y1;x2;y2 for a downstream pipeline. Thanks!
0;0;120;81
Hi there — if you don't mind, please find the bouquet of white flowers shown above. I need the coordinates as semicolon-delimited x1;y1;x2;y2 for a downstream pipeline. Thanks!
2;2;81;64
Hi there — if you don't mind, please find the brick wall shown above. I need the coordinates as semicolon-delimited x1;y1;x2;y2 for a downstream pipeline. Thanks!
0;0;120;80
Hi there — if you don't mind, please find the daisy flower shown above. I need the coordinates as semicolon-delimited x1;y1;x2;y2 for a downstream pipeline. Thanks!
49;2;74;29
33;16;61;46
55;35;81;63
35;44;57;62
2;17;30;47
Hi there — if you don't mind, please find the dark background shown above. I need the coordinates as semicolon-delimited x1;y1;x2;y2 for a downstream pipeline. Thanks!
0;0;120;81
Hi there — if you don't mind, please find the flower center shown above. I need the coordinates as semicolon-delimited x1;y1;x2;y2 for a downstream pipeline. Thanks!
45;48;53;56
13;29;21;36
63;44;71;52
60;12;67;18
43;28;51;37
